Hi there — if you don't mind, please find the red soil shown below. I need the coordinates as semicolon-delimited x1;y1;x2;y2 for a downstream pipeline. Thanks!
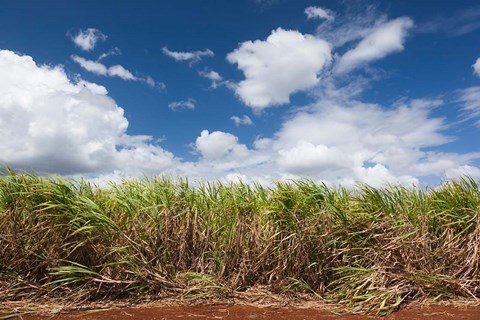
20;304;480;320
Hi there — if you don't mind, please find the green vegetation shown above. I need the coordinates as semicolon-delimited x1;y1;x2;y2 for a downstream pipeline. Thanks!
0;171;479;315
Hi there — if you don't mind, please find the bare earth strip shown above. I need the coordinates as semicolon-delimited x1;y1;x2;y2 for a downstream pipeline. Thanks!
2;297;479;320
11;304;480;320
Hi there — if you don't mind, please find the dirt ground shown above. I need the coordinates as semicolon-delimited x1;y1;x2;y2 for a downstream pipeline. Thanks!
2;289;479;320
1;302;478;320
13;304;480;320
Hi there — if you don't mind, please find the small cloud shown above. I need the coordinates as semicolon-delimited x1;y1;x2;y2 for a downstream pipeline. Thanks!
72;55;162;87
314;5;386;48
98;47;121;61
305;6;334;21
108;64;136;80
200;70;222;82
168;98;196;111
70;28;107;51
72;55;109;75
162;47;214;64
145;76;156;87
335;17;414;74
198;69;234;89
144;76;166;90
157;81;167;90
231;115;253;127
458;86;480;127
473;57;480;77
72;55;136;80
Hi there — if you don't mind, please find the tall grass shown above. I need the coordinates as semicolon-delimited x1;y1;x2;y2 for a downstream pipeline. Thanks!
0;171;479;314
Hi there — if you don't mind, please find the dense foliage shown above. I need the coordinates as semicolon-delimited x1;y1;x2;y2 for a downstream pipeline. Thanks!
0;172;479;314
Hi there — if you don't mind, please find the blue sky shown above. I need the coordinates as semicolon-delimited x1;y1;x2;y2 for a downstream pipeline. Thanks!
1;0;479;186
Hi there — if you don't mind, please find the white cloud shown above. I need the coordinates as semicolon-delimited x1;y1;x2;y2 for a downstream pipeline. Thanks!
305;6;334;21
145;76;156;87
335;17;414;74
195;130;241;160
181;93;480;188
168;98;195;111
0;50;176;176
76;80;108;95
458;86;480;126
184;130;268;183
200;70;222;82
2;50;479;187
145;76;166;90
278;141;353;175
446;165;480;180
258;96;479;187
107;64;136;80
199;70;223;88
230;115;253;126
72;55;135;80
162;47;214;63
98;47;121;61
71;28;107;51
71;55;163;87
71;55;109;75
224;10;416;109
227;28;332;110
314;5;386;48
198;70;235;90
473;57;480;76
223;172;249;184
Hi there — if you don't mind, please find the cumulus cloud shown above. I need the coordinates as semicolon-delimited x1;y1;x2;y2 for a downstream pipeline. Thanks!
162;47;214;63
195;130;242;159
335;17;414;74
70;28;107;51
0;50;176;176
230;115;253;127
182;94;480;188
305;6;334;21
183;130;269;183
1;50;479;187
268;98;460;186
225;9;416;109
227;28;331;110
168;98;195;111
278;141;352;175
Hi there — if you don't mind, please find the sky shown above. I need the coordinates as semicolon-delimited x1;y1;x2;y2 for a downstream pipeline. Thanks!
1;0;480;187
